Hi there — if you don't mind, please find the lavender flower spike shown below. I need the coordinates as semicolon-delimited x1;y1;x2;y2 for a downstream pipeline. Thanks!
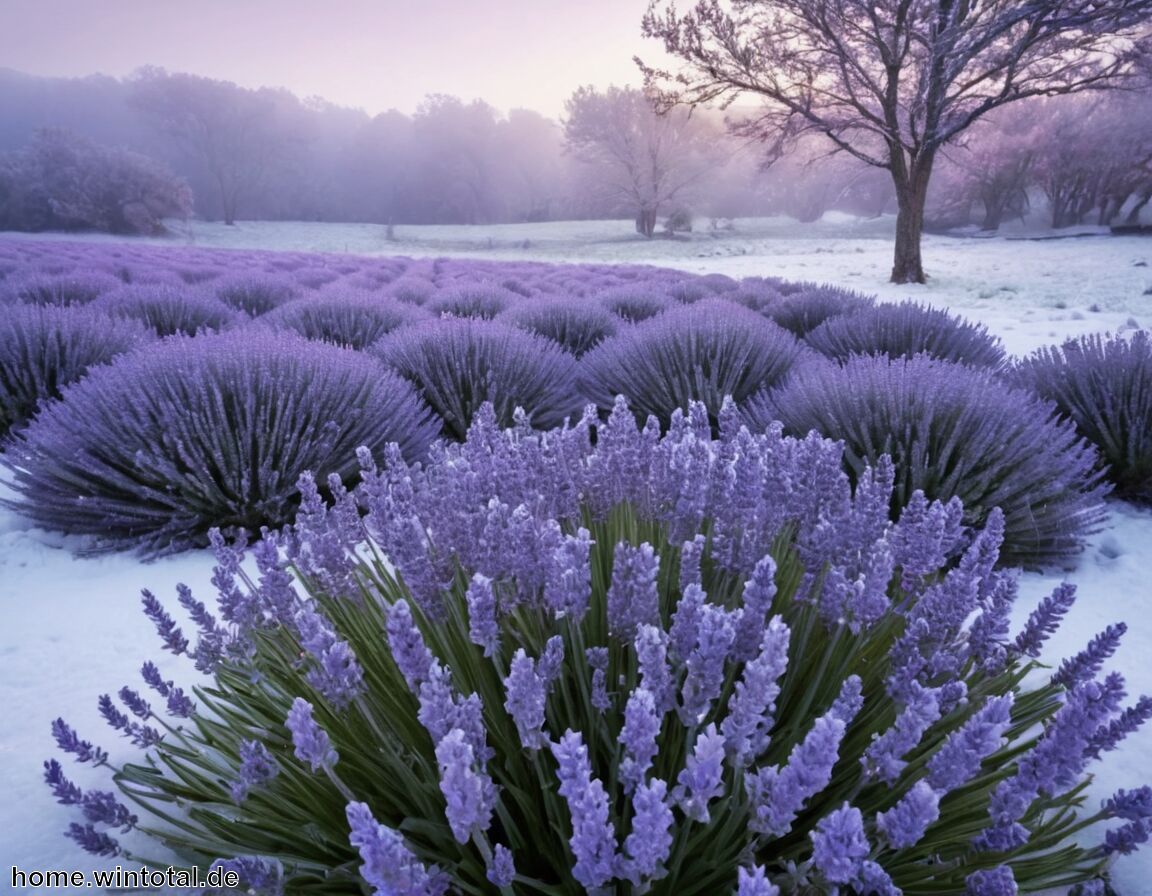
622;777;674;885
620;687;661;794
747;713;847;838
504;648;549;750
435;728;497;844
927;694;1014;795
966;865;1018;896
1013;582;1076;657
346;801;448;896
722;616;790;766
51;719;108;765
551;730;618;889
286;698;338;772
810;803;869;886
679;604;737;724
736;865;780;896
876;780;940;848
465;573;500;657
486;844;516;888
1052;623;1127;689
606;541;660;641
386;599;435;693
674;724;726;823
864;682;941;785
231;740;280;804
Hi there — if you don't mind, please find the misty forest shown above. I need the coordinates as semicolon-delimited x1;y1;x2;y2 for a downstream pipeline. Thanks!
4;3;1152;896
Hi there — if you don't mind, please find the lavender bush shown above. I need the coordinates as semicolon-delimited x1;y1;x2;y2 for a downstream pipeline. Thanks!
263;292;424;350
1015;331;1152;504
45;400;1150;894
374;317;583;439
596;286;672;323
214;274;299;317
95;284;239;336
427;283;519;320
806;302;1007;370
747;355;1109;567
0;304;152;439
502;297;619;357
579;299;806;429
2;271;123;306
2;331;437;553
760;284;875;338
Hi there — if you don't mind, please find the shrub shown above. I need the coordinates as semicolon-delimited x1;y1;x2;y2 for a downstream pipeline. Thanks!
387;277;436;305
426;283;518;320
2;271;123;306
0;304;152;439
214;274;298;317
263;293;424;350
806;301;1007;369
0;128;191;235
579;299;806;429
597;286;672;323
96;284;239;336
45;401;1150;895
1015;331;1152;503
1;332;438;553
746;354;1108;567
760;283;875;338
374;317;583;439
503;297;619;357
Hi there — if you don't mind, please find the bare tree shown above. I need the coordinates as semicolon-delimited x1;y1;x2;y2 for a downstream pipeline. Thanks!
129;67;298;225
564;85;724;237
640;1;1152;282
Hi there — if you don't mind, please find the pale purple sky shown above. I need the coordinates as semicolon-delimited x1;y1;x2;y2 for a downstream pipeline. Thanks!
0;0;669;117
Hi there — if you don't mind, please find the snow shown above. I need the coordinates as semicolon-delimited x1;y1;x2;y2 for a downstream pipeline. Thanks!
2;215;1150;894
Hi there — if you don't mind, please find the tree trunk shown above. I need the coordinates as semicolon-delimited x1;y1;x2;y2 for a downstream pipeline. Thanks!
890;161;933;284
1126;191;1151;225
635;207;657;238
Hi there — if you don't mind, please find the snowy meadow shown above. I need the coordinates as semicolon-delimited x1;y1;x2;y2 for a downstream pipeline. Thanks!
1;217;1151;895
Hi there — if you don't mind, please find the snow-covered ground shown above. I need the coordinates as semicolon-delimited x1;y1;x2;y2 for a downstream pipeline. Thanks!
2;215;1150;894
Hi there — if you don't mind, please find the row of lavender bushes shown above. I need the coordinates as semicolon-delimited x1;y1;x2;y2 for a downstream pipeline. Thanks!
0;239;1148;565
6;241;1149;894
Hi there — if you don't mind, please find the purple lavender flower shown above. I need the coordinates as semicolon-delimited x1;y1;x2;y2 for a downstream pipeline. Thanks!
1102;787;1152;855
504;649;550;750
117;687;151;720
876;780;940;848
674;724;726;823
622;778;673;885
810;803;869;885
539;636;565;684
177;582;227;674
679;604;737;724
66;823;120;857
736;865;780;896
733;554;778;662
465;573;500;657
43;759;82;805
864;683;941;784
966;865;1017;896
634;626;674;714
1052;624;1127;689
586;647;611;713
544;528;593;622
287;698;338;772
140;589;188;655
888;491;965;591
209;857;284;896
830;675;864;725
679;534;706;593
79;790;136;831
669;583;705;665
747;713;846;837
346;801;448;896
435;728;497;844
607;541;661;641
1013;583;1077;657
927;695;1014;795
722;616;790;766
51;719;107;765
978;675;1126;850
139;662;195;717
98;694;161;748
387;599;435;692
620;687;661;793
1086;695;1152;760
486;844;516;888
551;730;618;889
231;739;280;803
